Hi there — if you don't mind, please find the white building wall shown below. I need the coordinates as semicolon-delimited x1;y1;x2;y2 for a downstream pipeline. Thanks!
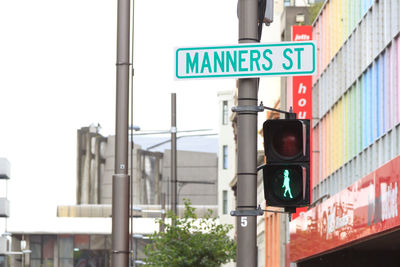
217;90;236;223
0;158;10;251
217;90;236;267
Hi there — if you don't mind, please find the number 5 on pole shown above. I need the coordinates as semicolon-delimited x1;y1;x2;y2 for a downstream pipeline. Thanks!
241;217;248;227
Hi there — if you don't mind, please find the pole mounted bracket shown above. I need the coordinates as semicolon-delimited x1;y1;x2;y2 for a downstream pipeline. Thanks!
230;206;264;217
231;104;264;114
230;205;298;216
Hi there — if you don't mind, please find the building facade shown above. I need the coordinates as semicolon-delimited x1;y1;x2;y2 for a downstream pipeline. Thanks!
75;125;218;210
290;0;400;266
2;125;219;267
217;91;236;225
0;158;10;267
217;90;237;267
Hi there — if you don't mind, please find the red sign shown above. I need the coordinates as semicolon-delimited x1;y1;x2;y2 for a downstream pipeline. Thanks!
292;76;312;120
290;155;400;262
291;25;313;219
291;25;313;121
291;25;313;41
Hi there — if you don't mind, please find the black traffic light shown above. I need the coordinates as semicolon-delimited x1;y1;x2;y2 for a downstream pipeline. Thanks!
262;119;310;208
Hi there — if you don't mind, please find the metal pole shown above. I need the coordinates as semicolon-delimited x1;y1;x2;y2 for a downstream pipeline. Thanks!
129;0;136;265
160;193;166;232
236;0;258;266
171;93;178;219
112;0;130;264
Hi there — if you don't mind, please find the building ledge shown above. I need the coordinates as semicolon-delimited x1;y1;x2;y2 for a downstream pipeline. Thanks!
57;204;218;218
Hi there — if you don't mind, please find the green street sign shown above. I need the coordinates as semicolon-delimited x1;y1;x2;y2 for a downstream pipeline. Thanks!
175;41;316;79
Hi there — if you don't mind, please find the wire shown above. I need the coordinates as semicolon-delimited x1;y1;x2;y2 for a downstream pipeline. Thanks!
146;133;218;150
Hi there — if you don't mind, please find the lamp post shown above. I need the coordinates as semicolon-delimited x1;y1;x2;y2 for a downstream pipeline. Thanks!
171;93;177;220
112;0;130;264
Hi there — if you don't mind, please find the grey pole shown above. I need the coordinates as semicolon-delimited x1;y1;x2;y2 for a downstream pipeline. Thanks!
236;0;258;266
160;193;166;232
112;0;130;265
171;93;178;219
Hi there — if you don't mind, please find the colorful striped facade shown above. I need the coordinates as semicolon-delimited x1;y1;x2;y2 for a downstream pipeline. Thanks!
312;0;400;200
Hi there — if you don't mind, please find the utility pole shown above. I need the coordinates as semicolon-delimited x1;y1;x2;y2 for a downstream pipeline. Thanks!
112;0;130;265
236;0;259;266
171;93;178;220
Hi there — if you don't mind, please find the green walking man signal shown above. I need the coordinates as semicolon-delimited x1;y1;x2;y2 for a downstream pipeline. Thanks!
282;169;293;199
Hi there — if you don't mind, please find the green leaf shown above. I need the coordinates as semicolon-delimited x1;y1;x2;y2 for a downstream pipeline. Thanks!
145;200;236;266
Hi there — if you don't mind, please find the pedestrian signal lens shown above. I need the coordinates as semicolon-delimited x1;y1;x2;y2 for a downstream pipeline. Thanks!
270;168;302;201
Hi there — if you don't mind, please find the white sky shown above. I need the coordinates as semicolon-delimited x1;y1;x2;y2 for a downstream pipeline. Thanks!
0;0;281;229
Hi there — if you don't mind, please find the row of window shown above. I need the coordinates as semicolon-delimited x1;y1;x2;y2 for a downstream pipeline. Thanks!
221;100;230;215
313;123;400;200
312;0;400;196
315;1;400;118
313;0;399;78
314;36;400;183
30;235;110;267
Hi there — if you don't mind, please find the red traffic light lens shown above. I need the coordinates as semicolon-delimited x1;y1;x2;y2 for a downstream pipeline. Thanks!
272;125;302;158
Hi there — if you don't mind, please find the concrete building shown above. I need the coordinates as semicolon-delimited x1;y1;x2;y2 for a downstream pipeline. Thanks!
256;2;314;266
290;0;400;266
73;125;218;211
217;90;237;267
5;217;157;267
280;5;311;113
0;158;10;267
2;124;219;267
217;90;236;224
163;149;217;209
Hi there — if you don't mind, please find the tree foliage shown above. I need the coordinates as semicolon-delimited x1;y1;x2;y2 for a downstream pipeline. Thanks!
308;2;324;24
145;200;236;267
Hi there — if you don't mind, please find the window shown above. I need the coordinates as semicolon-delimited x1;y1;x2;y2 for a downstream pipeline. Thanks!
223;190;228;214
223;145;228;169
43;236;56;267
30;236;42;267
0;256;5;267
59;236;74;267
73;235;111;267
29;235;56;267
222;101;229;125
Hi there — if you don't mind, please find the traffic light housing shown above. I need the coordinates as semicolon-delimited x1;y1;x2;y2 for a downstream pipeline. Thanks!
262;119;310;208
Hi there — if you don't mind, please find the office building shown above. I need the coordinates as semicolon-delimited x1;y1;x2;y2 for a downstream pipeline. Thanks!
290;0;400;266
